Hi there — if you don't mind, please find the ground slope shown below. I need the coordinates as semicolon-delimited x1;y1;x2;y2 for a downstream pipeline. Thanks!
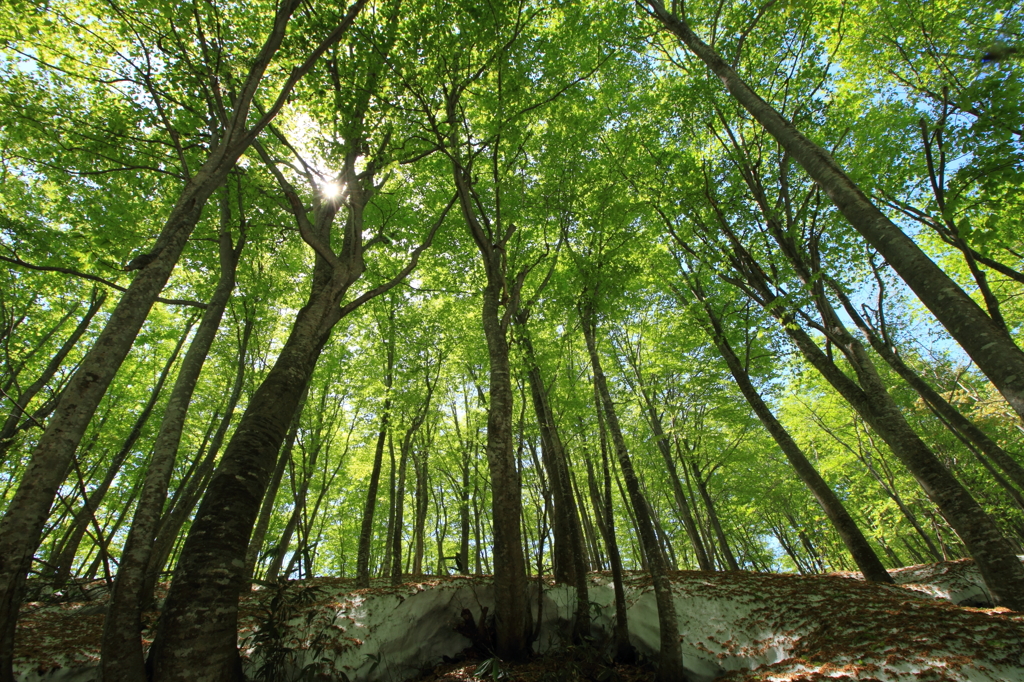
12;560;1024;681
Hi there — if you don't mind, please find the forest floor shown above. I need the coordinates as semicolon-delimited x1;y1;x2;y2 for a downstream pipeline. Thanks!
11;559;1024;682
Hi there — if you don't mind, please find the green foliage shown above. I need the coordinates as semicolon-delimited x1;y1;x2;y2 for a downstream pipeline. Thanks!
1;0;1022;610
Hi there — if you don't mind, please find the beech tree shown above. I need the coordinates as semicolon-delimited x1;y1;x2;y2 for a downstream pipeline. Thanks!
2;0;1024;676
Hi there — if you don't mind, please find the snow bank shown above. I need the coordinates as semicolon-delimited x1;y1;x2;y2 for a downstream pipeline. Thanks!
235;570;1024;682
12;565;1024;682
887;558;1001;607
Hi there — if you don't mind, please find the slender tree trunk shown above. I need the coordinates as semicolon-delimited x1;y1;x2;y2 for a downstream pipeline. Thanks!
639;384;711;571
271;406;333;583
473;474;483;575
266;498;302;582
645;0;1024;423
689;463;738;571
52;320;192;588
382;434;397;578
582;307;682;681
785;510;825;572
244;392;305;582
614;466;647;571
756;280;1024;607
834;284;1024;492
390;371;435;584
591;407;633;662
691;287;892;582
1;303;77;393
390;430;410;585
516;318;590;639
460;449;472;573
0;290;105;456
143;317;252;600
519;325;572;583
852;441;944;562
649;499;679;570
412;441;429;576
704;209;1024;608
0;4;371;670
102;204;244;682
569;463;604;570
356;320;394;586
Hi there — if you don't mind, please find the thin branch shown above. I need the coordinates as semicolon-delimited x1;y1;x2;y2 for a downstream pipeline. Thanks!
0;254;207;308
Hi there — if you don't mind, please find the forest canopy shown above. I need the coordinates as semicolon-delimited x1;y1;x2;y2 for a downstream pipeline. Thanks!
1;0;1023;679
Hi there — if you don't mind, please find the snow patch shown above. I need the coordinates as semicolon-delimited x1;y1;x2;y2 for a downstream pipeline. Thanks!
887;559;997;607
12;565;1024;682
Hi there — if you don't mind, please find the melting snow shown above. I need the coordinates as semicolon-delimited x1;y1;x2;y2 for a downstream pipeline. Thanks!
12;561;1024;681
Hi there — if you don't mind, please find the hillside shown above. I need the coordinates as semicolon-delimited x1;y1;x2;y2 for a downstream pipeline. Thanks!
13;560;1024;682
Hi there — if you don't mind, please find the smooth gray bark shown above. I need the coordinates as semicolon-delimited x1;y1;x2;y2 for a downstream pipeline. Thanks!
582;304;682;681
101;200;244;682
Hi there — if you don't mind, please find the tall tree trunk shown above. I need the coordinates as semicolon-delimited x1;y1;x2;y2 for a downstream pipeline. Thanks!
689;462;738;571
150;145;401;681
150;249;348;679
473;473;483;575
458;449;472;573
412;437;429;576
479;283;532;657
742;264;1024;608
382;434;397;578
614;465;648;571
1;302;78;392
516;316;590;640
518;324;572;584
269;400;334;584
452;401;474;574
695;195;1024;608
390;430;410;585
590;405;633;662
102;200;244;682
356;315;394;586
582;306;682;682
143;316;252;601
0;4;366;672
645;0;1024;423
848;430;945;563
449;153;532;656
569;462;604;570
52;319;192;589
690;284;892;582
244;391;305;582
149;126;441;677
651;499;675;569
635;379;711;571
391;370;435;584
833;282;1024;492
265;496;302;582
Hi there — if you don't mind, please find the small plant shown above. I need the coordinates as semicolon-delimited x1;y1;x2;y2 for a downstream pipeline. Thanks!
246;580;341;682
473;656;509;681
